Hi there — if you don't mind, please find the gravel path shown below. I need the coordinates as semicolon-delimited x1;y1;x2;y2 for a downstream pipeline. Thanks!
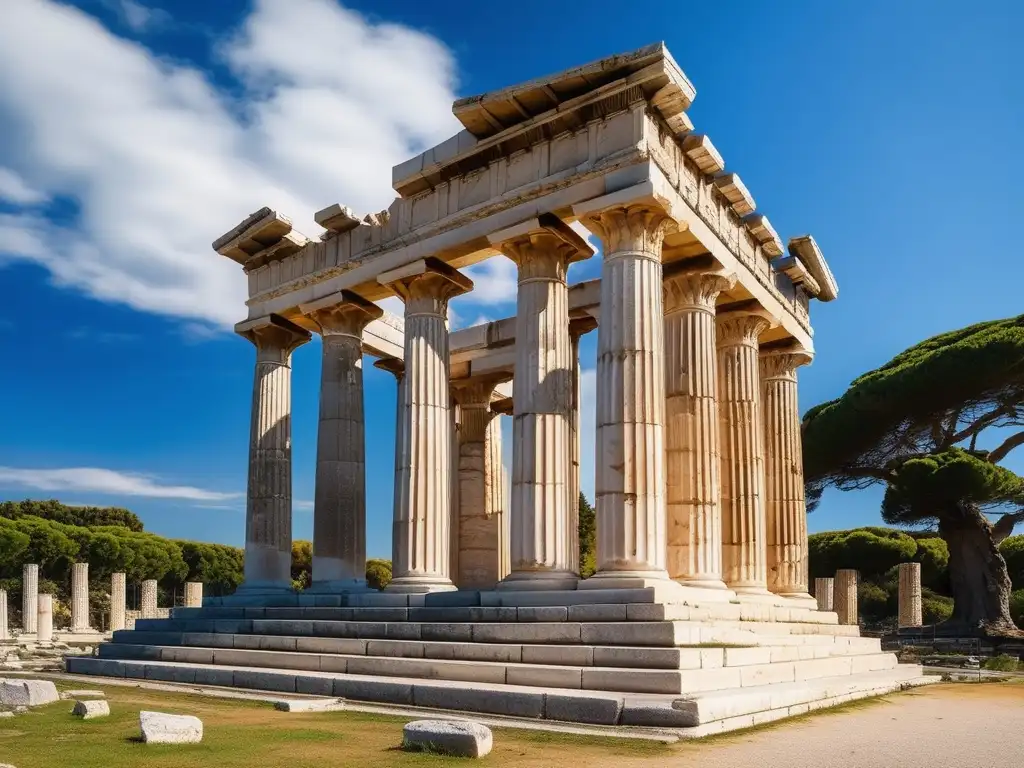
616;683;1024;768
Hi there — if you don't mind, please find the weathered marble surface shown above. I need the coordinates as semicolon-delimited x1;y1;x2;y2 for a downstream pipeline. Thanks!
814;577;835;612
110;572;126;632
70;562;91;632
73;699;110;719
22;564;38;634
139;711;204;744
0;679;58;707
898;562;923;628
403;719;493;758
834;569;859;625
36;594;53;643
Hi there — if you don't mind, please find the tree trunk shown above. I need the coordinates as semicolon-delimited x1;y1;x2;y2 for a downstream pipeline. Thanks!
939;505;1020;637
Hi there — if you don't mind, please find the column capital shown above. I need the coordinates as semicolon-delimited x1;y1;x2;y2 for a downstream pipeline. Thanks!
579;203;678;255
490;214;594;280
451;374;511;408
664;261;737;314
378;257;472;310
374;356;405;380
569;314;598;339
716;305;774;347
759;344;814;381
301;289;383;337
237;314;311;363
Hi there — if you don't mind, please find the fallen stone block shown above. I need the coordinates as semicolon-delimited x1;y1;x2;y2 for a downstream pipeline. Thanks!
139;711;204;744
273;698;345;713
0;679;59;707
0;711;13;718
72;700;110;719
403;719;493;758
60;689;105;700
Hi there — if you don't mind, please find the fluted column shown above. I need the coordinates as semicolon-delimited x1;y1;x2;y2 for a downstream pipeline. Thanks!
70;562;91;632
579;204;677;581
303;291;383;593
663;265;735;588
760;345;815;603
37;594;53;643
238;316;310;594
184;582;204;608
717;308;773;594
22;563;38;633
380;258;471;593
140;579;158;618
490;416;511;581
0;589;8;640
452;377;508;589
898;562;923;627
495;220;591;590
814;577;834;612
110;572;126;631
834;569;858;625
568;316;598;576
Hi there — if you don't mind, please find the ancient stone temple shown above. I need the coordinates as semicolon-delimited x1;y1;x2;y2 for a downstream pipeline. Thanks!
73;44;929;734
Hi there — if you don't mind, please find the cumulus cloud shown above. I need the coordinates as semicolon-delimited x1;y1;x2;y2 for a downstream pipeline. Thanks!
0;466;241;501
113;0;169;32
0;0;462;327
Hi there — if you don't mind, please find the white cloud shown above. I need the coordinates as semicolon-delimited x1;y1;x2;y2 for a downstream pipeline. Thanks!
0;466;241;501
114;0;168;32
460;255;517;306
293;499;314;511
0;0;460;327
0;167;48;205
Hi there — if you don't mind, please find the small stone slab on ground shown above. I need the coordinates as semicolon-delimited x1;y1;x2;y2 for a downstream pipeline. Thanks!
72;700;110;719
403;719;493;758
60;689;105;700
139;711;204;744
0;679;59;707
273;698;345;713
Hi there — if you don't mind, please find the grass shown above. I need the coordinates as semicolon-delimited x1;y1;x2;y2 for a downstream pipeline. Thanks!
982;654;1022;672
0;682;668;768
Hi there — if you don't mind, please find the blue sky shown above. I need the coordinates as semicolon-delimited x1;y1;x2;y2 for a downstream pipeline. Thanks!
0;0;1021;557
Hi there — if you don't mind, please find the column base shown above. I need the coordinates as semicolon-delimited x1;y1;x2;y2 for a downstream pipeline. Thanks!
676;576;729;590
776;591;819;609
730;584;789;605
305;579;371;595
385;575;457;594
496;570;579;592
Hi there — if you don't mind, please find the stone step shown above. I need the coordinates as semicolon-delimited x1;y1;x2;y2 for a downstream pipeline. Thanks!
103;632;881;670
95;640;899;695
65;655;930;732
172;601;840;626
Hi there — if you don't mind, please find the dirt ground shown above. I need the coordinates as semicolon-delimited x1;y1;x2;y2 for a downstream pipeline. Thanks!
2;681;1021;767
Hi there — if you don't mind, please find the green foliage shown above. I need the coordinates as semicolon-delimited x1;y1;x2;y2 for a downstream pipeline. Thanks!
365;559;392;591
578;492;596;578
0;518;30;563
922;588;954;624
291;540;312;590
1001;535;1024;590
808;527;918;581
1010;589;1024;628
0;499;143;531
914;537;950;591
882;448;1024;525
857;581;891;622
178;540;244;596
982;654;1021;672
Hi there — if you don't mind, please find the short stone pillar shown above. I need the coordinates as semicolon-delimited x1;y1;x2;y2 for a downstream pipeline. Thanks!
833;569;858;625
380;258;471;593
70;562;91;632
37;594;54;643
110;572;126;631
140;580;158;618
22;563;39;634
898;562;923;628
184;582;203;608
814;577;834;612
0;589;8;640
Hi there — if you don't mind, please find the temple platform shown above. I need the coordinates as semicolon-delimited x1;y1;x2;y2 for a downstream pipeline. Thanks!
68;589;932;735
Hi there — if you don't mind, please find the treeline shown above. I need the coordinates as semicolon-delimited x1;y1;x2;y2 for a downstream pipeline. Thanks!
1;499;143;531
809;526;1024;627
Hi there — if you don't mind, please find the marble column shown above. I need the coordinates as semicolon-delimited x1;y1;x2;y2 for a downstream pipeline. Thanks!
0;589;8;640
898;562;923;628
110;572;126;632
579;205;676;582
814;577;834;612
717;308;773;595
568;316;598;576
140;579;158;618
490;416;512;582
36;594;53;643
184;582;204;608
22;563;38;633
452;377;507;589
834;569;858;625
70;562;91;632
238;315;311;594
760;345;815;602
495;221;591;590
379;258;471;593
663;264;735;588
304;291;383;593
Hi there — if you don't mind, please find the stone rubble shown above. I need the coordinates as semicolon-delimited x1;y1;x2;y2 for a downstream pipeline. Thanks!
273;698;345;712
72;699;110;719
402;719;493;758
139;710;204;744
0;679;59;707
